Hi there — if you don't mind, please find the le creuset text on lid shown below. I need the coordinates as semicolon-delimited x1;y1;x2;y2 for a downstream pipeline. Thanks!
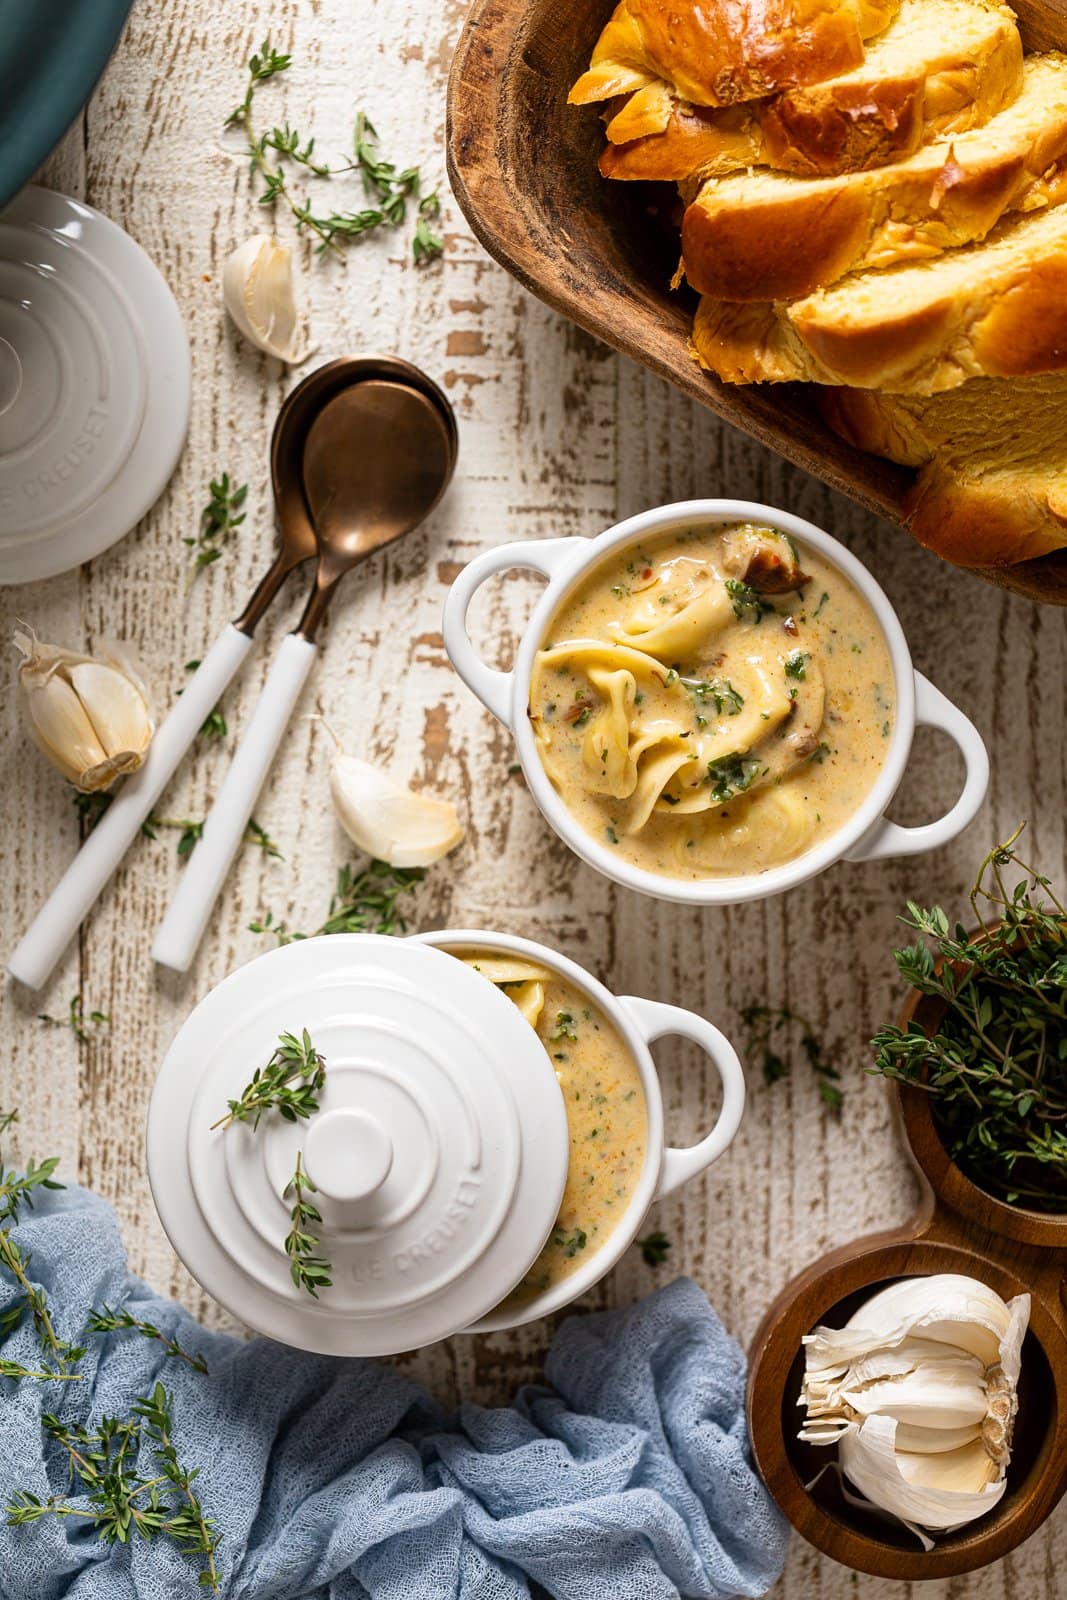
147;935;568;1356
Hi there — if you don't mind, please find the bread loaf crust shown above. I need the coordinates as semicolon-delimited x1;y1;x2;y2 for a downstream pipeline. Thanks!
682;61;1067;302
569;0;899;111
596;0;1021;179
692;204;1067;390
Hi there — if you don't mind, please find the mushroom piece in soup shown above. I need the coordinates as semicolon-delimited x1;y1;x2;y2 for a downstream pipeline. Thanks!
446;949;647;1307
529;522;895;880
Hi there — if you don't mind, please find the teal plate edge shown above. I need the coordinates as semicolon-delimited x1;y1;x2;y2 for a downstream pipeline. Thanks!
0;0;135;210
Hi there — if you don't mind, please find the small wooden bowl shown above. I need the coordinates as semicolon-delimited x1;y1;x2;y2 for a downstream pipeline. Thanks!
446;0;1067;604
746;981;1067;1577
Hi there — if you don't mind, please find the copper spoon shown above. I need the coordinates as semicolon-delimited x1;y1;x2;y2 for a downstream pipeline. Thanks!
6;361;356;993
152;364;457;974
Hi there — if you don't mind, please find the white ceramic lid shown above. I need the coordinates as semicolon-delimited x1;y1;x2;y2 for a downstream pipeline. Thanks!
147;935;569;1355
0;186;190;584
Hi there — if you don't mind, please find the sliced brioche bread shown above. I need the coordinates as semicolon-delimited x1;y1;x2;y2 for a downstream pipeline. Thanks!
569;0;899;113
599;0;1022;180
692;200;1067;391
821;375;1067;563
682;53;1067;301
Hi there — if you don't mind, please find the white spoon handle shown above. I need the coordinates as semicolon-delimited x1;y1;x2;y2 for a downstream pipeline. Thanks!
151;632;317;974
8;624;255;991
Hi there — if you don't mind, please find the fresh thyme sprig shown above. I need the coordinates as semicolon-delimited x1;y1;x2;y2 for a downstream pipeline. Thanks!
86;1307;209;1374
72;793;279;858
7;1387;221;1592
284;1153;333;1298
249;859;423;945
871;824;1067;1208
184;474;247;585
0;1231;85;1375
0;1123;81;1376
742;1004;843;1110
37;994;109;1044
143;815;282;861
413;191;444;263
226;41;443;262
211;1030;326;1132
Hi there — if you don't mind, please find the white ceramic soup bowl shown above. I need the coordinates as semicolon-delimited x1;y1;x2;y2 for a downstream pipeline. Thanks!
443;499;989;905
412;928;746;1331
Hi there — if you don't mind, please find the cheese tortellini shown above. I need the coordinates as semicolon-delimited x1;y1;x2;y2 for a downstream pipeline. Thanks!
528;524;895;880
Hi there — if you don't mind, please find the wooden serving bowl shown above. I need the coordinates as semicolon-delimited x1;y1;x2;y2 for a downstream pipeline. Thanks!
446;0;1067;605
745;984;1067;1578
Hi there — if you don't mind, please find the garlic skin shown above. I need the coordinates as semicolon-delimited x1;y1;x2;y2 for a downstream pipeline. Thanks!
222;236;299;362
329;751;464;868
14;629;154;793
800;1274;1029;1546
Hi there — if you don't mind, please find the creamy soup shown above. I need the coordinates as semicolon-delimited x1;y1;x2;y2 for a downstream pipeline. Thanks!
528;523;894;879
446;947;647;1306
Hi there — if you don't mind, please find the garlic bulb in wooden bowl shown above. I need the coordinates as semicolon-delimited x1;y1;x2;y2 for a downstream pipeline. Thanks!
799;1274;1029;1550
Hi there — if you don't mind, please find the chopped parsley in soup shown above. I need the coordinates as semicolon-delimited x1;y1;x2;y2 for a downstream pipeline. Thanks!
529;522;894;879
446;948;647;1307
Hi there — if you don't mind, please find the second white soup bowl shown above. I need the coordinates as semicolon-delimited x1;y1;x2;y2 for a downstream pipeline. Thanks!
442;499;989;905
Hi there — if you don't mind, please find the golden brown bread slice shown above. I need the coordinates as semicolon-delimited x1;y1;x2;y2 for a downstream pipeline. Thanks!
682;53;1067;301
820;375;1067;564
598;0;1022;180
691;200;1067;391
568;0;899;114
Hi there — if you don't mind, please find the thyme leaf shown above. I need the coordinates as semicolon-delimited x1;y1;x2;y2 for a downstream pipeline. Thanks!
741;1004;843;1110
636;1230;671;1266
226;43;443;262
250;859;423;945
37;995;108;1044
85;1307;209;1374
284;1152;333;1297
184;474;247;585
211;1029;326;1132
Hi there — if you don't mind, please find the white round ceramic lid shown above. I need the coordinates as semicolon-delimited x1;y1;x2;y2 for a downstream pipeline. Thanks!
147;935;569;1355
0;186;190;584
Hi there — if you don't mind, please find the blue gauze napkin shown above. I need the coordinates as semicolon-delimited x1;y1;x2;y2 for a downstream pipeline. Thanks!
0;1184;789;1599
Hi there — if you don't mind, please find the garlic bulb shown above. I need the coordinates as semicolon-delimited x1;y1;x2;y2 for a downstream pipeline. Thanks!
328;744;464;868
14;628;154;792
800;1274;1029;1547
222;235;299;362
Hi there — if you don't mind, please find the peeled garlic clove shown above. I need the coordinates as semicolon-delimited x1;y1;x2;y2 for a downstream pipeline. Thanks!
223;235;299;362
14;628;154;792
329;751;464;868
839;1415;1007;1534
24;671;108;785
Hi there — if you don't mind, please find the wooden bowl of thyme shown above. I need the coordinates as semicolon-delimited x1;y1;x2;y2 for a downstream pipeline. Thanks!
745;827;1067;1578
879;826;1067;1244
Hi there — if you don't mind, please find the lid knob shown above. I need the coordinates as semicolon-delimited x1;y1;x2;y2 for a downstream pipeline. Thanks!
304;1107;393;1202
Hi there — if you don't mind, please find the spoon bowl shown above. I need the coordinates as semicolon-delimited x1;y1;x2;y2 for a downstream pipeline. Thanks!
296;372;457;638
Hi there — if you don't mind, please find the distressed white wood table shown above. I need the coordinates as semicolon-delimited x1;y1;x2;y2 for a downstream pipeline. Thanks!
2;3;1065;1595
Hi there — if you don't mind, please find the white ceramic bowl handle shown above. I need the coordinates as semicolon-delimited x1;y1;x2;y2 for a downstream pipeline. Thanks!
847;671;989;864
619;996;747;1201
442;537;586;726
